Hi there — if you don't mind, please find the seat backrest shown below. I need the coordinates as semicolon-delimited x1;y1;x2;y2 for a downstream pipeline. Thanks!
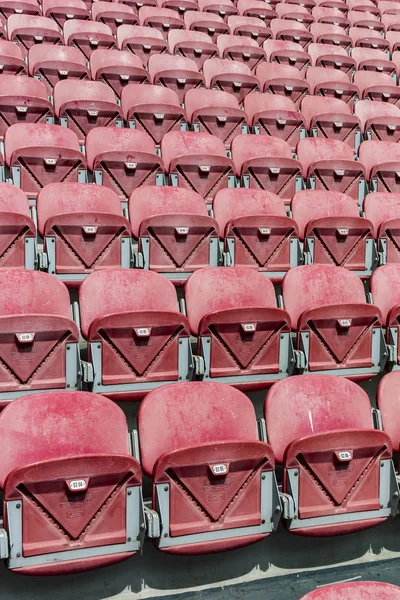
271;17;309;35
350;25;383;44
352;46;391;67
161;130;227;170
79;268;179;338
244;93;296;122
203;57;253;86
265;374;373;463
54;79;116;114
299;581;400;600
139;5;183;23
0;391;130;487
0;73;48;99
90;48;143;78
228;15;267;33
63;19;113;43
378;371;400;451
256;61;305;84
0;182;29;215
0;39;24;60
8;14;60;36
364;192;400;235
301;95;351;128
185;88;240;121
231;134;293;174
85;127;157;170
217;33;260;53
359;140;400;179
355;100;400;130
168;29;216;53
308;42;348;64
148;53;198;80
91;0;135;19
28;44;87;70
185;266;277;334
371;264;400;323
263;39;306;59
117;24;165;47
282;264;367;328
353;70;395;94
43;0;88;15
213;188;286;233
306;65;351;93
138;381;257;475
310;22;349;38
4;123;80;166
291;190;359;239
297;137;355;174
122;83;180;118
184;10;226;28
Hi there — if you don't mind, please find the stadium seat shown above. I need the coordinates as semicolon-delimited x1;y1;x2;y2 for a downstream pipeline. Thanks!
184;11;229;44
86;127;164;200
364;192;400;265
213;187;300;277
7;15;63;59
0;183;36;270
161;131;235;201
37;183;132;284
297;138;366;203
360;140;400;194
138;6;184;38
91;2;138;35
387;31;400;53
217;34;265;71
300;582;400;600
352;47;396;75
121;0;156;15
348;9;384;32
301;96;361;148
90;48;149;97
256;63;309;107
232;134;302;203
288;0;315;10
42;0;89;28
276;3;314;25
378;372;400;462
158;0;198;17
237;0;276;24
185;267;293;385
282;264;385;377
271;18;313;48
63;20;115;60
129;186;220;281
5;123;87;199
263;39;310;71
0;75;53;139
199;0;238;20
0;0;39;19
186;88;246;146
79;269;192;398
168;30;218;70
292;189;377;275
0;391;143;574
138;381;280;553
54;80;123;144
308;42;355;72
148;54;204;104
244;93;305;150
28;45;90;94
354;70;400;104
312;6;349;27
382;12;400;31
0;39;26;76
356;100;400;144
228;15;271;46
122;84;185;144
371;265;400;368
117;25;167;67
0;270;80;403
349;26;389;51
306;67;358;106
203;58;259;105
265;376;395;535
310;22;351;48
347;0;379;15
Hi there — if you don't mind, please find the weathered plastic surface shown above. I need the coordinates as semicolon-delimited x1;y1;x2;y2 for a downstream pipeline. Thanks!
263;39;310;71
64;20;115;59
256;62;309;107
300;581;400;599
371;264;400;364
117;25;167;67
168;29;217;69
8;14;63;58
306;67;357;106
310;22;351;47
139;6;184;38
356;100;400;142
0;182;35;269
92;1;137;34
0;390;141;575
350;26;389;51
203;58;259;104
199;0;238;20
28;44;89;93
148;54;204;103
364;193;400;266
217;34;265;71
309;42;355;72
184;11;229;43
42;0;89;27
354;71;400;104
228;15;271;46
352;47;395;75
271;18;313;47
301;96;360;147
245;93;303;150
0;39;26;75
90;49;148;97
237;0;276;23
360;140;400;192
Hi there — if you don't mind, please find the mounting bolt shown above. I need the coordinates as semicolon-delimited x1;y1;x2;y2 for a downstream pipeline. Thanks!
281;334;284;339
127;490;132;496
207;339;210;344
16;503;21;509
97;344;101;349
261;519;265;524
140;523;145;531
381;461;385;467
380;504;384;509
66;345;70;350
164;533;168;538
51;239;55;243
262;474;266;480
294;471;298;477
66;384;70;388
164;486;168;492
16;552;21;558
179;340;182;344
127;537;131;542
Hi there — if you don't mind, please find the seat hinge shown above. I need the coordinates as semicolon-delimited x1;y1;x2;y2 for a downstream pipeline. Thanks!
144;507;161;539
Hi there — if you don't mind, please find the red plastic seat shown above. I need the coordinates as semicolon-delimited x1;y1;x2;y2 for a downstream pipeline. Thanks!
314;0;346;9
186;88;246;146
300;582;400;600
42;0;89;28
79;269;191;398
129;186;219;281
0;0;39;19
7;15;63;59
214;187;300;277
387;31;400;52
310;22;351;47
352;47;396;75
0;183;35;270
392;51;400;78
168;30;217;70
122;84;184;144
91;2;137;34
360;140;400;193
283;264;384;377
244;93;304;150
0;390;142;574
203;58;258;105
0;75;53;139
371;265;400;368
54;80;122;144
228;15;271;46
256;63;309;107
292;189;375;275
217;34;265;71
162;131;234;201
5;123;86;198
348;9;384;31
286;0;316;10
138;6;184;39
271;18;313;48
0;270;80;403
184;11;229;44
265;375;394;534
236;0;276;25
0;40;26;75
148;54;203;104
297;138;365;202
382;12;400;30
349;25;389;51
232;134;302;202
355;100;400;143
157;0;198;17
308;42;355;72
185;267;292;384
312;6;349;27
121;0;156;15
198;0;238;20
117;25;167;67
28;45;89;95
347;0;379;14
63;20;115;60
364;192;400;264
301;95;360;148
354;70;400;104
37;183;131;284
306;66;358;106
138;381;279;553
86;127;163;200
90;48;148;97
276;4;314;25
263;39;310;71
377;372;400;457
